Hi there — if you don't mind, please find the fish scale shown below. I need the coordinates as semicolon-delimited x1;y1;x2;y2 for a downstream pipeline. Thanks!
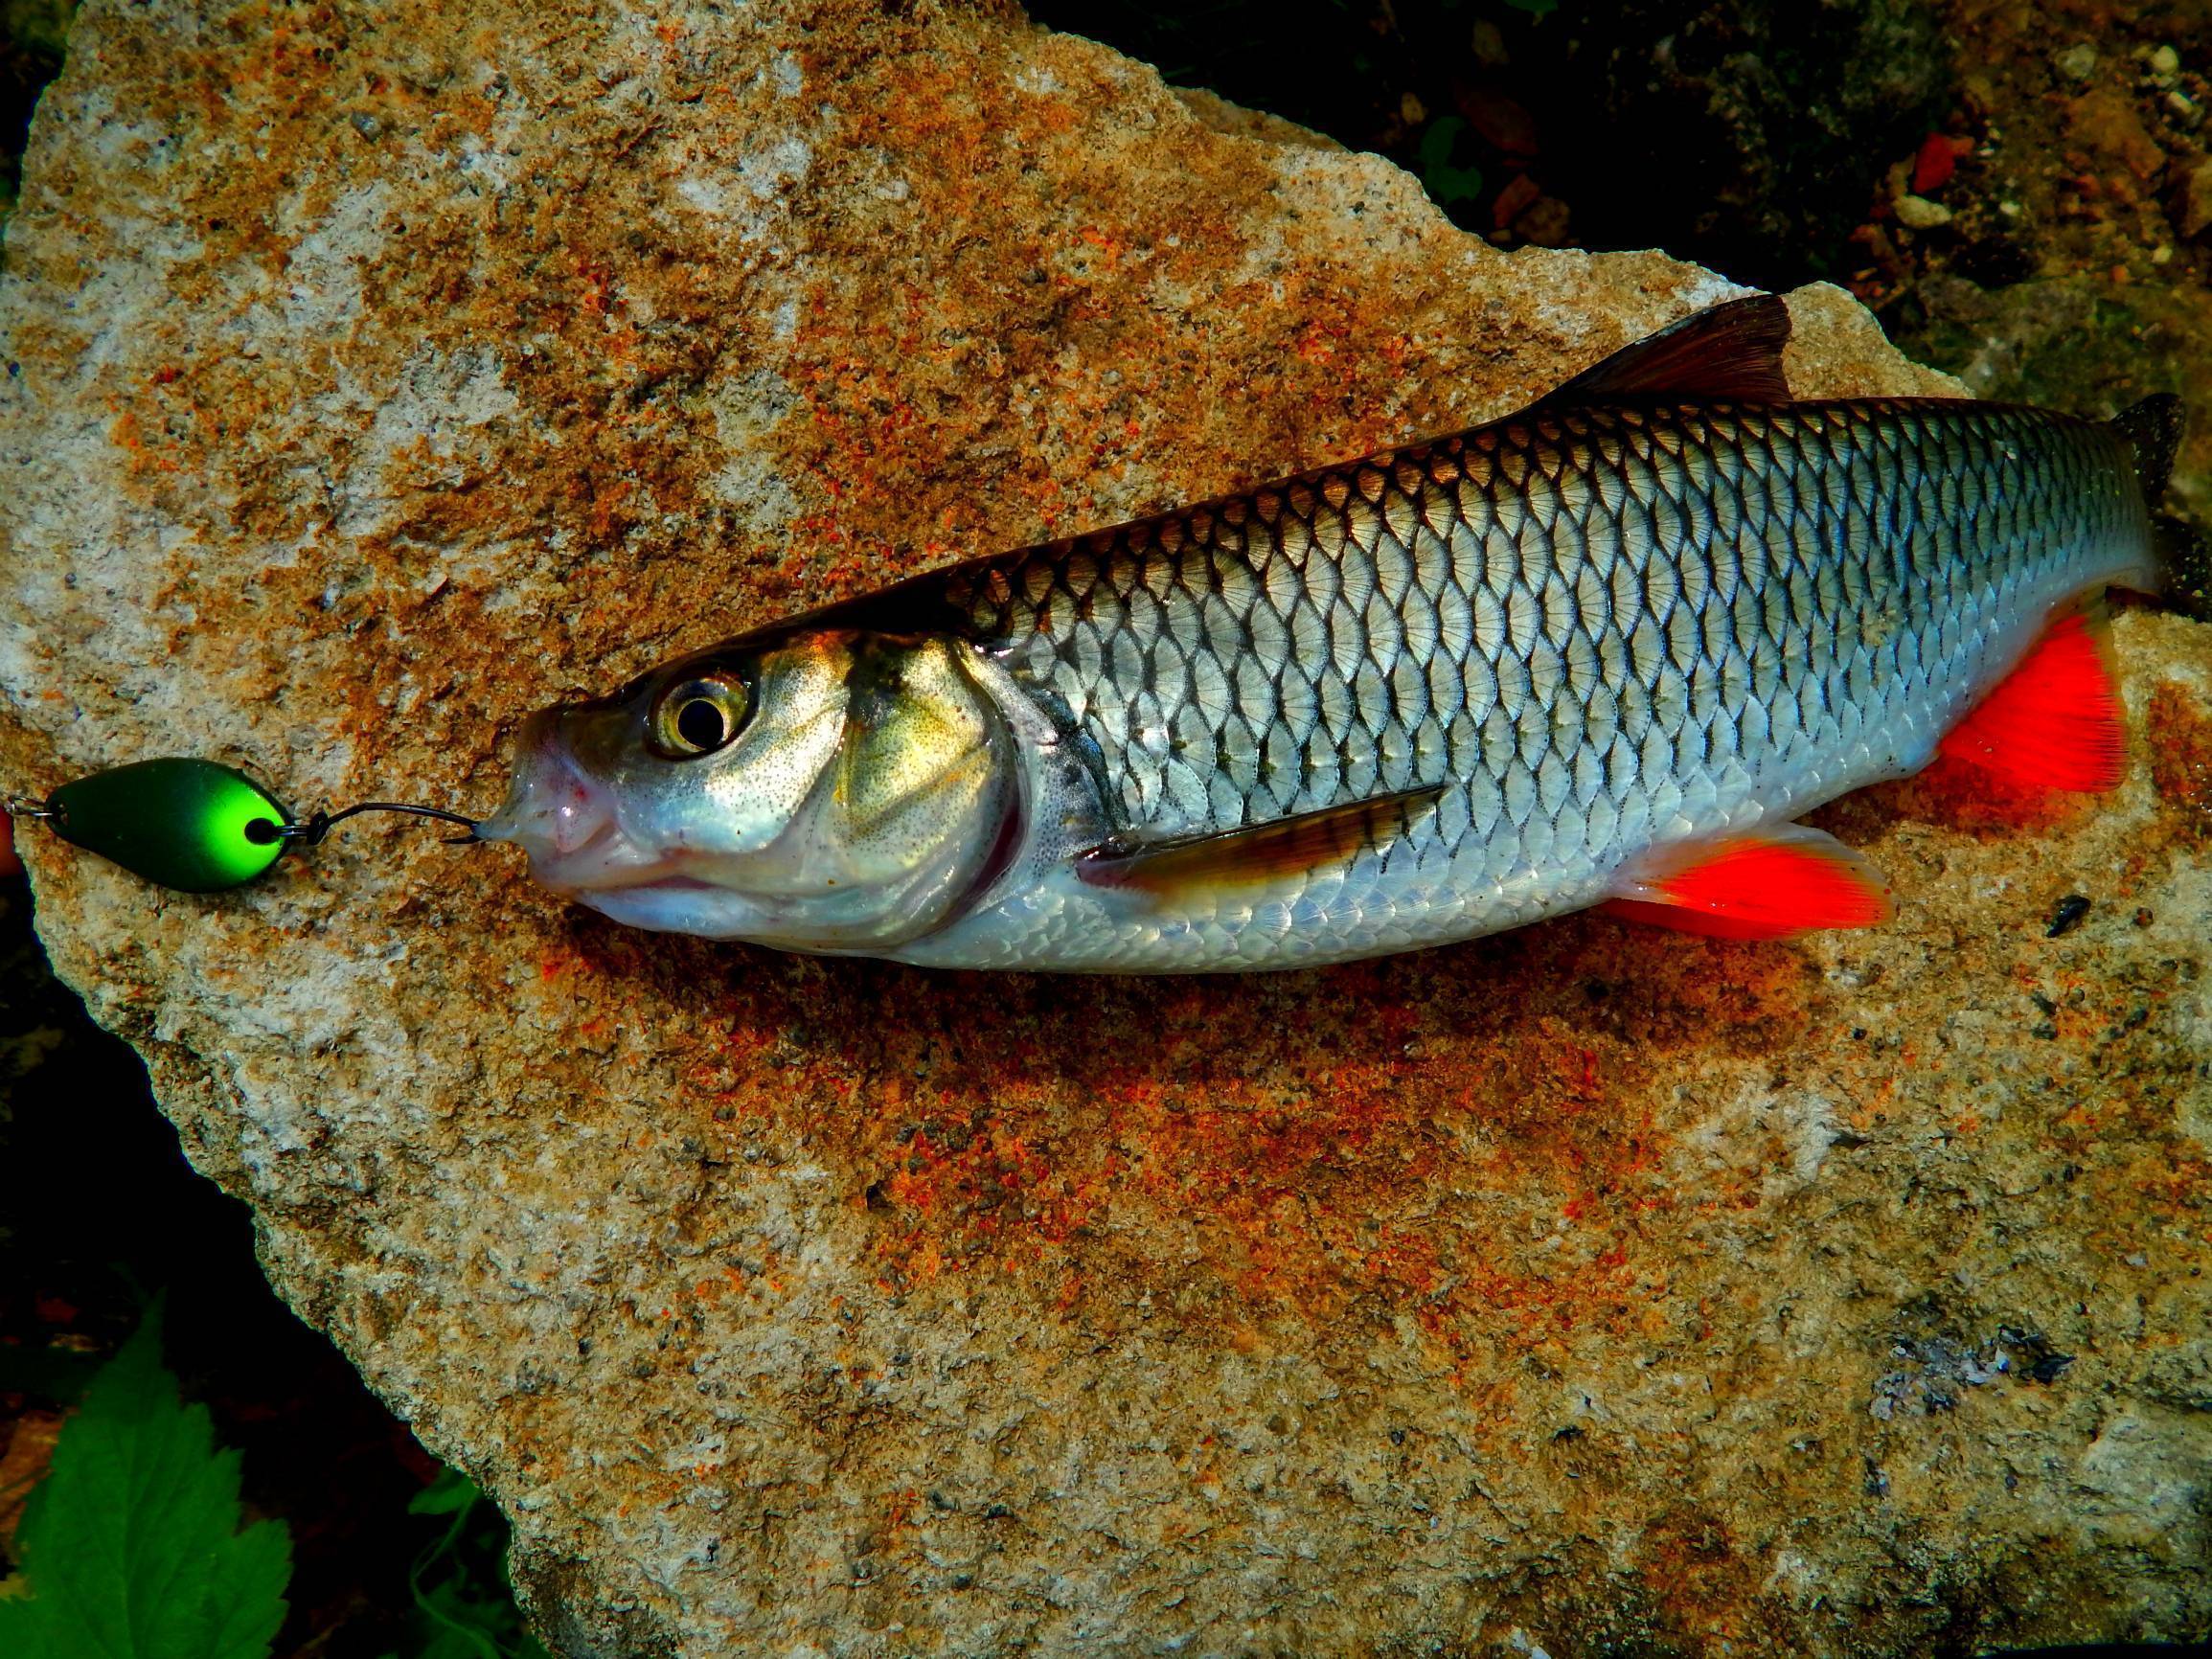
945;401;2132;906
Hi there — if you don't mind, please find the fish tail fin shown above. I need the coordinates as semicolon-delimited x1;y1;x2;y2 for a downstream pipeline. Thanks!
2109;394;2183;501
2152;512;2212;622
2106;396;2208;618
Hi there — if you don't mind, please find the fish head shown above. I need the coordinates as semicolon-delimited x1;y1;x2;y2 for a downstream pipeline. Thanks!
481;629;1020;948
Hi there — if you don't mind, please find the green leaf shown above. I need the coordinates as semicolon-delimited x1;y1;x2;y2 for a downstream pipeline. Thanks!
395;1461;549;1659
407;1468;483;1518
1418;118;1485;209
414;1576;512;1659
0;1303;291;1659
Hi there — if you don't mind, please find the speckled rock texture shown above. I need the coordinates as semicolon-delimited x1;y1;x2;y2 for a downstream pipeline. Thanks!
3;2;2209;1654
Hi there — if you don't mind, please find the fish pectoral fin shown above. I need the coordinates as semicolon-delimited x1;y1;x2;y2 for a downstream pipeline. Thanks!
1602;824;1892;941
1075;784;1446;900
1936;604;2126;793
1539;293;1792;409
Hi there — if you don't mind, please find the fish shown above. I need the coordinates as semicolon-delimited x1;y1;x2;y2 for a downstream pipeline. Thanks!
480;295;2195;971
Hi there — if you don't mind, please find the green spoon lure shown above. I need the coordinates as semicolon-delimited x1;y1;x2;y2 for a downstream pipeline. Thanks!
7;758;478;893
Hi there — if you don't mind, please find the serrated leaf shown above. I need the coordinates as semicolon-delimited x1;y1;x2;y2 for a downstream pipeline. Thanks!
0;1303;291;1659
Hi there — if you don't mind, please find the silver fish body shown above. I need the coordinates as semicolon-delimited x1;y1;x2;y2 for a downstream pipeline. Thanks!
484;301;2173;970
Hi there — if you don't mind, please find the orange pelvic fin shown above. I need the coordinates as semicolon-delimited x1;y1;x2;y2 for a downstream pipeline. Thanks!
1076;785;1444;900
1936;606;2125;793
1539;293;1793;409
1603;824;1892;941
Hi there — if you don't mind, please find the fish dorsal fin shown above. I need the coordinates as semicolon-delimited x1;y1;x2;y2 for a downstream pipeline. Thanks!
1602;824;1891;941
1075;785;1445;899
1937;606;2126;793
1539;294;1793;409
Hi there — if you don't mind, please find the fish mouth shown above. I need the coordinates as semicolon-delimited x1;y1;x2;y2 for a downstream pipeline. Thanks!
565;864;731;898
489;799;710;897
478;714;665;891
526;816;664;891
479;714;750;915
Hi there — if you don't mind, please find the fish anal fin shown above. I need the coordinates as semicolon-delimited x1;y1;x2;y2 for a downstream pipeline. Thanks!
1602;825;1892;941
1937;606;2126;794
1077;785;1445;900
1540;294;1793;410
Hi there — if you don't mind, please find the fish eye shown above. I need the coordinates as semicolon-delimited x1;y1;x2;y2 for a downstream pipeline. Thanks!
649;672;750;758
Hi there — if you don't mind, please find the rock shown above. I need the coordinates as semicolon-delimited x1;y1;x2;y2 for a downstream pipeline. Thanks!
2067;88;2168;184
2178;156;2212;240
1891;193;1953;229
3;2;2209;1656
2055;42;2099;83
1511;192;1572;247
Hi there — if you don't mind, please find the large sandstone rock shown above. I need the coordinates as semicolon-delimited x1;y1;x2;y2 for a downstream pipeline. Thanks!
3;1;2208;1652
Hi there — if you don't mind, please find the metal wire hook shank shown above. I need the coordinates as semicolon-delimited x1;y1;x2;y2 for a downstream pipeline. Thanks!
250;802;482;848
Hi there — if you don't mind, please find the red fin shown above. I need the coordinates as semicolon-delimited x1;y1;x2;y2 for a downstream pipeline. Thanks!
1076;786;1443;899
1937;608;2125;793
1603;826;1892;941
1539;294;1793;409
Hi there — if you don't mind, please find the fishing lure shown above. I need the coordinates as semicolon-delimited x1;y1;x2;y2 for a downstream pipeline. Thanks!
4;759;473;892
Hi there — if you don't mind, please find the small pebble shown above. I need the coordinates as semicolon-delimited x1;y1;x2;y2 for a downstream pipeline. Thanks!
2149;44;2181;80
2167;90;2201;123
2152;244;2173;265
1998;199;2022;217
2055;43;2099;82
1893;194;1953;229
2046;894;2091;938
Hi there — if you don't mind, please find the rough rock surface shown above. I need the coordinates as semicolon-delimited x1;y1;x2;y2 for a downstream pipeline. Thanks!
2;1;2208;1654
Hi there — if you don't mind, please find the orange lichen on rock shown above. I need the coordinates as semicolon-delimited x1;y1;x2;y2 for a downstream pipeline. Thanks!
2146;678;2212;843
